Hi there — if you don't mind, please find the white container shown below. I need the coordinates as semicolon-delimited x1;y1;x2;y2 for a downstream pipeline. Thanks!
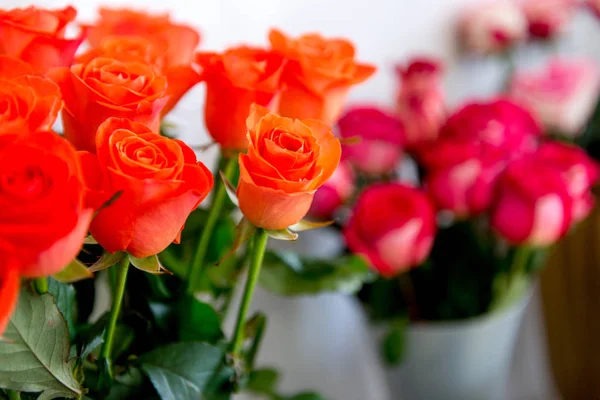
382;292;531;400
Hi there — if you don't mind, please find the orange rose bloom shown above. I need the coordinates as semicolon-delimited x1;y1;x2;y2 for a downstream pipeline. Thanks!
48;57;168;152
79;118;213;258
80;36;201;117
237;104;341;230
196;47;285;150
269;28;376;123
0;6;85;74
0;132;93;277
0;55;62;134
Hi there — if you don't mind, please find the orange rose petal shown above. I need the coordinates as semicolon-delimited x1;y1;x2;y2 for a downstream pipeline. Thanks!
301;119;341;188
0;55;34;79
246;103;272;133
352;63;377;84
0;266;19;337
162;64;201;116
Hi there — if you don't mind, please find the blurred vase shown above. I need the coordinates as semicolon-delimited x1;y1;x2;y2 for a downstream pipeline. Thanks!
540;206;600;400
379;291;531;400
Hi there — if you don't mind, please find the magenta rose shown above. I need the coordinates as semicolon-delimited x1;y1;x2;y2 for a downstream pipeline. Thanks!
338;106;405;175
344;183;436;277
309;161;355;220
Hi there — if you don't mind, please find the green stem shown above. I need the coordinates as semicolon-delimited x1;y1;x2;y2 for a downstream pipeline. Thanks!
510;246;531;280
99;257;130;373
186;156;238;294
33;277;48;294
6;390;20;400
231;229;268;356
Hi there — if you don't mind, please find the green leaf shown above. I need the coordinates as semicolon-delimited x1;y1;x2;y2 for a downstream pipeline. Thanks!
178;297;224;343
219;218;256;265
0;290;83;399
89;251;125;273
129;254;168;274
266;228;298;241
246;368;279;394
381;319;407;365
83;235;98;245
284;393;328;400
47;279;76;339
139;342;225;400
220;170;239;207
289;220;335;232
53;259;93;283
260;252;374;296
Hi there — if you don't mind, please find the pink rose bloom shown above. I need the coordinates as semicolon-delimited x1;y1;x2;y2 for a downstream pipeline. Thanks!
338;106;405;175
459;1;527;53
535;142;599;222
395;57;446;150
510;58;600;137
491;156;573;247
344;183;437;277
309;162;355;220
521;0;577;39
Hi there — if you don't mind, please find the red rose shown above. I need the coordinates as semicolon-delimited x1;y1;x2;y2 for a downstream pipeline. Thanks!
0;132;92;277
309;161;355;220
338;106;405;175
491;156;573;246
521;0;576;40
0;6;85;74
344;183;436;277
80;118;213;257
395;58;446;149
0;260;19;336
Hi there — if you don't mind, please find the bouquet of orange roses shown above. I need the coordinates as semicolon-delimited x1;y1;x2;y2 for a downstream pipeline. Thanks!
0;5;376;400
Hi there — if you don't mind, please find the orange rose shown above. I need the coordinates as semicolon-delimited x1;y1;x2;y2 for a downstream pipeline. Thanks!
0;261;19;336
237;104;341;230
0;6;85;74
79;36;201;117
196;47;285;150
79;117;214;257
0;55;62;134
268;28;376;123
0;131;93;277
48;57;168;152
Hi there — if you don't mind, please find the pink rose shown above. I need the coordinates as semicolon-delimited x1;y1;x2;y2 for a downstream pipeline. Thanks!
395;58;446;149
426;144;505;216
459;2;527;54
491;156;573;247
535;142;599;222
344;183;436;277
338;106;405;175
521;0;576;39
587;0;600;19
309;161;355;220
510;58;600;137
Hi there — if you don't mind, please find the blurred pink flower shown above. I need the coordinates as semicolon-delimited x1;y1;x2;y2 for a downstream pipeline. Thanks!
521;0;577;39
395;57;446;150
510;58;600;137
309;162;355;220
587;0;600;19
459;1;527;53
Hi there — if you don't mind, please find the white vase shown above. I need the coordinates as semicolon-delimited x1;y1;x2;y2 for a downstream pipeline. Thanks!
381;292;531;400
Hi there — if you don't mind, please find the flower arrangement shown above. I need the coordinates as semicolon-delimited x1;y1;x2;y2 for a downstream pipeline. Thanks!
0;5;377;400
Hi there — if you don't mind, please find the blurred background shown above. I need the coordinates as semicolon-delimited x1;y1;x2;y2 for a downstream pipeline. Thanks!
3;0;600;399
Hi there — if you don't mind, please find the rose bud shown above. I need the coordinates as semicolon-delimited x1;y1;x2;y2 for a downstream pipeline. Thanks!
344;183;437;277
491;157;573;247
196;47;285;150
237;104;341;230
535;141;599;222
521;0;576;40
395;57;446;150
426;143;505;216
0;55;62;134
269;28;376;123
459;2;527;54
77;36;201;117
338;106;405;175
79;118;214;258
309;162;355;220
510;58;600;137
48;57;168;153
0;132;93;277
0;5;85;74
